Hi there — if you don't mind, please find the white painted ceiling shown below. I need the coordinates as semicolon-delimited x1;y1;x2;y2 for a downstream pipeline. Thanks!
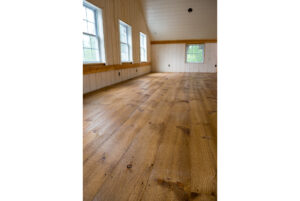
140;0;217;40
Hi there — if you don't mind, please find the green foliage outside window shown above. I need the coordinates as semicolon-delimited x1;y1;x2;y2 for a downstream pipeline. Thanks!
186;44;204;63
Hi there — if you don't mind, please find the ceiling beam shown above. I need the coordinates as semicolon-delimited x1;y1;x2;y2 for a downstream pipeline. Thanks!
151;39;217;44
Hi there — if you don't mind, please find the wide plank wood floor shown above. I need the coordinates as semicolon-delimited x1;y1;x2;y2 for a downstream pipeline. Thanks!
83;72;217;201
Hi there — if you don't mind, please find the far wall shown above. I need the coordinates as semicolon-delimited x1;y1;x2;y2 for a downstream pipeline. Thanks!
151;43;217;72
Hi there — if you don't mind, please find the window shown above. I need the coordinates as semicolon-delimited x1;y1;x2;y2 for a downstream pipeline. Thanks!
119;20;132;62
140;32;147;62
83;1;105;63
186;44;205;63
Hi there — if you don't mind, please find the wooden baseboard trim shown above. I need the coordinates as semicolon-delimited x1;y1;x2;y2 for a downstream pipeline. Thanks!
83;62;151;74
151;39;217;45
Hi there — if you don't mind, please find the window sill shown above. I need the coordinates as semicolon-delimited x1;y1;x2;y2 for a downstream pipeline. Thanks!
83;62;151;74
83;62;106;66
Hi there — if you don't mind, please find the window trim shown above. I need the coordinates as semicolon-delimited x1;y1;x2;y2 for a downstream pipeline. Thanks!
185;44;205;64
119;20;133;63
140;32;147;62
83;1;106;64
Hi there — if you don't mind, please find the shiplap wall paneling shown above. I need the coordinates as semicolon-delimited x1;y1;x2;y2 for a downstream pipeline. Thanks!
152;43;217;73
83;66;151;94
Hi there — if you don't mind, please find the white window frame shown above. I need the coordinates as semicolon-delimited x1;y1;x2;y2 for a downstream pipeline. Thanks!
119;20;133;62
83;1;106;64
140;32;147;62
185;44;205;64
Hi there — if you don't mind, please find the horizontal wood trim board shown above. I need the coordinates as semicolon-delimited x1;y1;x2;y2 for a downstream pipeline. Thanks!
83;62;151;74
151;39;217;44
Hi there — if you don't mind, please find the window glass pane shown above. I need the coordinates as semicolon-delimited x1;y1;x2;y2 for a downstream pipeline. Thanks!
90;36;99;49
194;54;202;62
83;6;87;20
87;22;96;35
143;34;147;48
187;54;192;62
187;54;194;62
91;49;99;61
196;54;202;62
83;35;99;49
143;36;146;48
140;34;143;48
141;48;146;61
83;48;92;62
190;54;198;62
187;45;194;53
186;44;204;63
83;48;100;62
187;53;203;63
120;25;127;43
143;35;146;47
192;45;201;53
83;34;91;48
143;48;145;61
199;49;203;59
140;33;147;62
82;20;88;33
121;43;129;61
86;7;95;22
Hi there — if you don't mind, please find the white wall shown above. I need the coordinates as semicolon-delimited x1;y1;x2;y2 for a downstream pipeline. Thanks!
83;66;151;94
152;43;217;72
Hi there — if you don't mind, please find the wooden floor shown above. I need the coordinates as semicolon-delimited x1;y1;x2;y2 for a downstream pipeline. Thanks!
83;73;217;201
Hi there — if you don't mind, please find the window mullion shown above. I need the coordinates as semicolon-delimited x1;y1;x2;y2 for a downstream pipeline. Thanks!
93;9;100;60
126;26;129;45
83;6;87;21
83;32;97;37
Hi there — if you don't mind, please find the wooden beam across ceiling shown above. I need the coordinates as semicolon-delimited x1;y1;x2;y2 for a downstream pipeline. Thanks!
151;39;217;44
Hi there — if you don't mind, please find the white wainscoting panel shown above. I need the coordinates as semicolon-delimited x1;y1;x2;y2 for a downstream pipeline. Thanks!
83;65;151;94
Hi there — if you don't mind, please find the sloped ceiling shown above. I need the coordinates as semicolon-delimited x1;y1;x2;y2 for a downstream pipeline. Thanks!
139;0;217;41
